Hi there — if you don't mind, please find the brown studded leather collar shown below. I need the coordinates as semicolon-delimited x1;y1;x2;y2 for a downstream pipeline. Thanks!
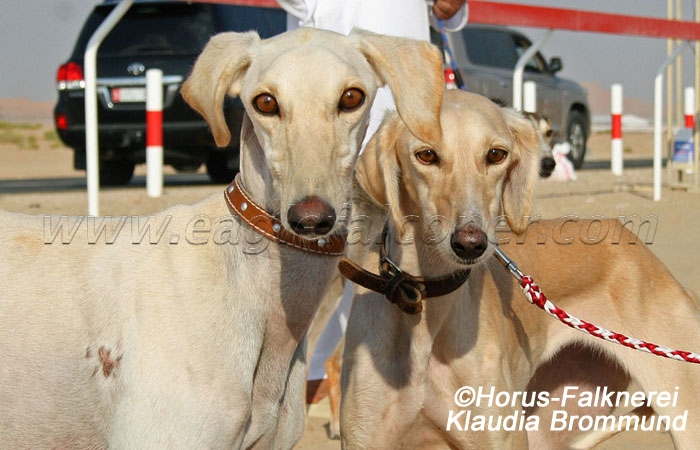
338;224;470;315
223;174;346;256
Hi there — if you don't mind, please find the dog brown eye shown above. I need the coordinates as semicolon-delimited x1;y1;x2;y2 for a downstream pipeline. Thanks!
415;149;439;165
253;93;279;116
487;148;508;164
339;88;365;112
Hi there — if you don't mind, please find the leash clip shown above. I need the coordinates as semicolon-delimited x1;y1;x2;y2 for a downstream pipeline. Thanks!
494;248;524;283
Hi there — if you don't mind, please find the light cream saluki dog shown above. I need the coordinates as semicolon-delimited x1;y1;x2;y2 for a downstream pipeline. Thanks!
339;89;700;449
0;28;445;449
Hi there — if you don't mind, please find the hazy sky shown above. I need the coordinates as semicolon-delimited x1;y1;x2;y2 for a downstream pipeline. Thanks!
0;0;697;104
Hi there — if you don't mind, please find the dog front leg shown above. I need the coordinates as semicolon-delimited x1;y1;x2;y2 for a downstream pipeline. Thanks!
245;343;308;450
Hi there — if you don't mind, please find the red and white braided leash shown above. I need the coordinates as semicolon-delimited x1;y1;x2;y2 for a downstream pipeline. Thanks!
494;248;700;364
434;19;699;366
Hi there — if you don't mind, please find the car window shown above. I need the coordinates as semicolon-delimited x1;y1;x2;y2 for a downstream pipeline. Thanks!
216;5;286;39
73;4;219;58
72;4;286;60
461;28;518;69
513;36;548;74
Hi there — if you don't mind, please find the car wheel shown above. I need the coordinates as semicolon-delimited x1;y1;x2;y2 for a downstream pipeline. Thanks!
100;160;135;186
206;150;239;184
566;110;588;169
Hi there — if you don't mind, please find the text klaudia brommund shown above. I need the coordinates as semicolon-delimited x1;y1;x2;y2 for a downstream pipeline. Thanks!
447;386;687;432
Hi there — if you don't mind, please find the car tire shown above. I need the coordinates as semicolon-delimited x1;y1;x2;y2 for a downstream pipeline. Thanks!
100;160;135;186
566;110;588;169
206;150;239;184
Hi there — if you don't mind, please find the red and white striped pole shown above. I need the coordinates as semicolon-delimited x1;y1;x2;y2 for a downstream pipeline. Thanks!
611;83;623;176
684;86;695;129
146;69;163;197
444;67;458;90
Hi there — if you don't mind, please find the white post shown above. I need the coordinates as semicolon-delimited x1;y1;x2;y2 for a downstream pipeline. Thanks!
84;0;133;216
655;71;664;202
654;43;688;202
523;81;537;114
513;29;552;111
611;84;624;176
146;69;164;198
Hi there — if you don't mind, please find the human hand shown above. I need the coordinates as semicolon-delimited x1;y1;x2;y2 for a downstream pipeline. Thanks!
432;0;466;20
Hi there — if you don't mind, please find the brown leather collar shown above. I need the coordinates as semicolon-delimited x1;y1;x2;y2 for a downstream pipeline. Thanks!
223;174;346;256
338;224;470;315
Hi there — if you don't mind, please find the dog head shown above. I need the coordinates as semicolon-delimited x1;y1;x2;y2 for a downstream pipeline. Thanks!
523;112;556;178
182;28;444;238
357;89;540;272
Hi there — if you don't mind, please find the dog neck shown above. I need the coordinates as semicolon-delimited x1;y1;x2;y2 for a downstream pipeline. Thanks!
223;174;346;256
385;220;460;279
339;222;470;315
237;114;276;213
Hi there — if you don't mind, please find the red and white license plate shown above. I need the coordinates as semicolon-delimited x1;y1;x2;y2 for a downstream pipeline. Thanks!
111;87;146;103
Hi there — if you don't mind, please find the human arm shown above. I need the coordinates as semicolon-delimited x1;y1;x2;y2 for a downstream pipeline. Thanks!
430;0;468;31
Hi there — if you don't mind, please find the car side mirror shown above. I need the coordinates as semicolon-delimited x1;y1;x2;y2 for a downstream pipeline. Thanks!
549;57;563;73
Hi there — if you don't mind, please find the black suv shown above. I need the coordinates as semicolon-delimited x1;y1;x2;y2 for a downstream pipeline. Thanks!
54;1;286;185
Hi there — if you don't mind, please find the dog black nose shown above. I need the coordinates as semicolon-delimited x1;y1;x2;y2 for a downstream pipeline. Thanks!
287;196;336;236
451;225;488;261
539;157;556;178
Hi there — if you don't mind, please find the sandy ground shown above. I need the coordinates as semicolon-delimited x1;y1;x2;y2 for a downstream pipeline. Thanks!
1;126;698;449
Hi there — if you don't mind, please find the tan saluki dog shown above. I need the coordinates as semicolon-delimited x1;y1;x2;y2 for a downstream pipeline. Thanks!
0;28;445;449
340;89;700;449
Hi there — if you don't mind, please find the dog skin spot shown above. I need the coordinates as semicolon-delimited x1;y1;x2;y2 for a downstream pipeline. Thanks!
11;233;43;255
98;346;122;378
85;347;92;358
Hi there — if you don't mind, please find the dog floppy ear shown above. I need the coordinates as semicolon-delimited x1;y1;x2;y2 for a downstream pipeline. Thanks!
501;108;540;234
181;31;261;148
350;28;444;149
355;112;404;227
